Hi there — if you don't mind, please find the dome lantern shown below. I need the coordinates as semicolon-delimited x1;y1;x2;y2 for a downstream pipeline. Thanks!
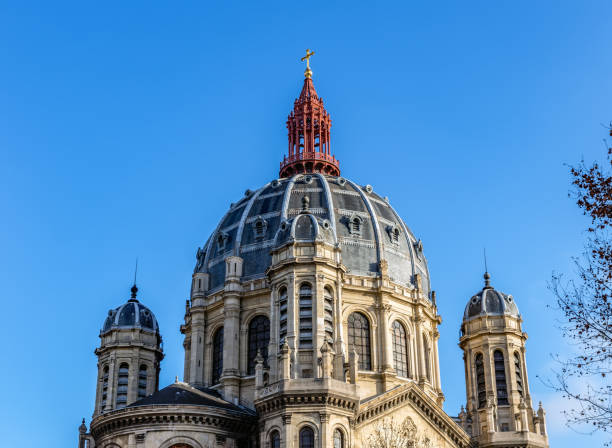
279;49;340;178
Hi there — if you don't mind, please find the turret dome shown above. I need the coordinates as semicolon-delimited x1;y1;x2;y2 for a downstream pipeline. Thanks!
101;285;159;334
463;272;520;321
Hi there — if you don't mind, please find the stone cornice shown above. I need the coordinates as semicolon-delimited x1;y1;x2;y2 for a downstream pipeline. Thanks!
90;404;256;440
355;383;472;448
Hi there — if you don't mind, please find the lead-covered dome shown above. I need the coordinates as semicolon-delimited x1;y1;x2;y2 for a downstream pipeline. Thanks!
101;285;159;334
463;272;520;321
195;174;430;296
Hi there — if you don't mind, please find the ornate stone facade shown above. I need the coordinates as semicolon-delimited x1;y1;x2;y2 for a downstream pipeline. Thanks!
77;60;549;448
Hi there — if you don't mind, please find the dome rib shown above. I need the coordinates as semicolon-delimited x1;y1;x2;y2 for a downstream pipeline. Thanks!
280;175;298;220
235;183;270;253
316;174;338;245
345;178;383;268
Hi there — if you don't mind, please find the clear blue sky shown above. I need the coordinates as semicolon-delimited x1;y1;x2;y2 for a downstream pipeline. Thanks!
0;2;609;447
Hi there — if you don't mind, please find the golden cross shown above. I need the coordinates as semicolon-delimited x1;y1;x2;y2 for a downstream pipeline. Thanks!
301;49;315;70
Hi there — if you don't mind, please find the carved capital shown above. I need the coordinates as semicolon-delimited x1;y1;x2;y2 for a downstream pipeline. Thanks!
319;413;329;423
282;414;292;425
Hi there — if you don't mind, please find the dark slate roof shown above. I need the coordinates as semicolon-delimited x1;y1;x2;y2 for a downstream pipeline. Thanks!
101;299;159;334
195;174;430;296
463;274;520;321
128;383;256;416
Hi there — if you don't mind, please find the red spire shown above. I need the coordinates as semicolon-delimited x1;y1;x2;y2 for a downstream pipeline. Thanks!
279;51;340;178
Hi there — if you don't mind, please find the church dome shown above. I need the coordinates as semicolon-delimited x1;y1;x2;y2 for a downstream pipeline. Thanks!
101;285;159;334
463;272;520;321
195;174;431;296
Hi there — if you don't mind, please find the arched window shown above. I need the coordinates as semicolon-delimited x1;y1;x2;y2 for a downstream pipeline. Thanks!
423;335;431;381
137;364;147;399
494;350;508;405
299;284;313;348
100;365;109;410
299;427;315;448
247;315;270;374
514;352;524;397
348;312;371;370
212;327;224;385
279;287;288;344
270;430;280;448
323;287;334;343
116;363;129;408
333;428;344;448
392;321;409;378
475;353;486;408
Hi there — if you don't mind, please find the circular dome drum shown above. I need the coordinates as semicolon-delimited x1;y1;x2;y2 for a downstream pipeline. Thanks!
195;174;430;296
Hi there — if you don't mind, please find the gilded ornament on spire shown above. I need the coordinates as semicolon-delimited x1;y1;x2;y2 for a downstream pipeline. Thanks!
301;49;315;78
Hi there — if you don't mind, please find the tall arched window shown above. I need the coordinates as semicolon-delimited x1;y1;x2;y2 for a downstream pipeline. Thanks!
494;350;509;405
333;428;344;448
279;287;288;344
323;287;334;343
248;315;270;374
423;335;431;381
392;320;409;378
514;352;524;397
212;327;224;385
270;430;280;448
100;365;109;411
475;353;486;408
137;364;147;399
348;312;371;370
116;363;129;408
299;427;315;448
299;284;313;348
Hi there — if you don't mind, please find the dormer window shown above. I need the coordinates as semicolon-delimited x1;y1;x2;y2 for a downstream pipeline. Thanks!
253;217;268;241
386;225;401;244
348;213;363;237
217;232;229;251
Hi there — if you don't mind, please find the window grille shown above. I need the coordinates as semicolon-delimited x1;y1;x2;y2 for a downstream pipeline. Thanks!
333;429;344;448
494;350;509;405
115;363;129;408
299;427;315;448
137;365;147;399
392;321;409;378
514;352;524;397
279;287;288;344
323;287;334;343
101;365;109;411
212;327;224;385
299;284;313;348
475;353;486;408
247;315;270;374
270;431;280;448
348;312;371;370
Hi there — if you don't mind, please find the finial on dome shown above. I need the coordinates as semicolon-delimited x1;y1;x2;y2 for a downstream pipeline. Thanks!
129;259;139;301
484;271;491;288
483;248;491;288
301;48;315;78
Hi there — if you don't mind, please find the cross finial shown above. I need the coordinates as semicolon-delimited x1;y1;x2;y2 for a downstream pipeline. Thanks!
301;49;315;78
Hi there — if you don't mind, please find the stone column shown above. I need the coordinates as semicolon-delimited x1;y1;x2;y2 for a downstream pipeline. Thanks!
268;286;278;381
282;414;292;448
320;413;330;448
222;294;241;401
333;274;345;380
222;256;243;402
414;311;427;383
432;330;443;403
104;355;116;412
188;310;206;385
380;303;393;372
286;275;297;378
